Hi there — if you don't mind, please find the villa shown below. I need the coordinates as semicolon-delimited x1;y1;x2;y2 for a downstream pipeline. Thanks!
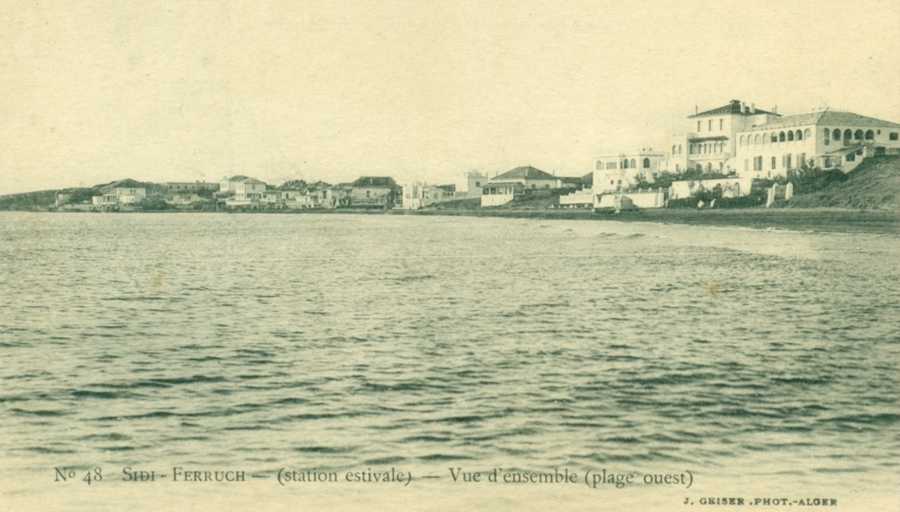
481;166;562;207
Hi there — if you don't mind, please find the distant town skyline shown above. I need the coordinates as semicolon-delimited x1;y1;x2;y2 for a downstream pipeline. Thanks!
3;0;900;195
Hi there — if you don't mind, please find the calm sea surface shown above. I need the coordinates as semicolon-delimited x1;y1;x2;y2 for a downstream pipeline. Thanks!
1;212;898;502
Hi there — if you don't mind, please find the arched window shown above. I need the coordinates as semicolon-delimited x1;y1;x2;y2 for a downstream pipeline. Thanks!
787;131;794;142
739;135;745;146
771;156;777;169
804;128;811;139
779;131;786;142
833;128;841;140
865;130;874;140
706;162;712;172
824;128;830;140
754;134;761;145
622;159;629;169
843;129;852;142
854;129;863;140
643;158;651;169
795;129;802;141
672;145;676;154
630;159;636;169
771;133;778;143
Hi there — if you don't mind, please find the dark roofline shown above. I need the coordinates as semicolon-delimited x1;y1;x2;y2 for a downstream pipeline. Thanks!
689;99;780;118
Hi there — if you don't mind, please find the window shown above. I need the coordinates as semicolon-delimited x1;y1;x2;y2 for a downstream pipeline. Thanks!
708;120;712;131
890;132;899;141
779;131;786;142
865;130;874;140
771;156;777;169
643;158;651;169
697;121;701;132
719;119;724;130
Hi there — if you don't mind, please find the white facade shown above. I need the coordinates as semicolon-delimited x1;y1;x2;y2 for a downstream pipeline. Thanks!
558;189;594;207
220;176;267;207
481;183;521;207
113;187;146;205
732;110;900;179
400;183;455;210
669;177;753;200
594;191;665;210
464;171;491;198
667;99;781;174
593;150;666;194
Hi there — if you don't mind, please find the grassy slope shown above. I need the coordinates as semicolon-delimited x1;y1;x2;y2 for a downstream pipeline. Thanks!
788;156;900;210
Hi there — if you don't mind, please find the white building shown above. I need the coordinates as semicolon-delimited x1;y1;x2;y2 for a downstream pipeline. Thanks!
733;109;900;179
220;176;267;208
91;186;146;208
400;182;456;209
464;170;491;198
480;166;561;207
593;149;666;194
112;187;147;205
667;99;781;174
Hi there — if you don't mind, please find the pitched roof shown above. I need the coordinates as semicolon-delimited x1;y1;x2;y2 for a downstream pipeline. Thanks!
689;99;778;118
746;110;900;131
493;166;556;181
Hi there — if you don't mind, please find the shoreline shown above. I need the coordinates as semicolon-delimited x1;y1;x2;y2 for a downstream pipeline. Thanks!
395;207;900;235
5;207;898;235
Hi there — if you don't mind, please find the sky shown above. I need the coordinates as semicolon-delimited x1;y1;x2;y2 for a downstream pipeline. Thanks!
2;0;899;194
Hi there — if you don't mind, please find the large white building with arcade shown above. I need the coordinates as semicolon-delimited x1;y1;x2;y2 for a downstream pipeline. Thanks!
593;99;900;200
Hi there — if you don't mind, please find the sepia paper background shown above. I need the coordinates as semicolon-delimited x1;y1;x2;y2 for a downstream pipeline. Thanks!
2;1;898;511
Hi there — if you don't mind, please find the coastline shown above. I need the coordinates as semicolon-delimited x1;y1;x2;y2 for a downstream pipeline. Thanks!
394;207;900;235
13;206;898;235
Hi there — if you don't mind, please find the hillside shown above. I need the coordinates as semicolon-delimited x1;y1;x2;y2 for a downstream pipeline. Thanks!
788;156;900;210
